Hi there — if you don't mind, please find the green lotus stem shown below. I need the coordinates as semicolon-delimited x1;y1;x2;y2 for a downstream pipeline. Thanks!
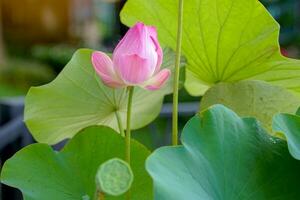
126;86;134;163
172;0;184;146
112;89;125;137
115;111;125;137
125;86;134;200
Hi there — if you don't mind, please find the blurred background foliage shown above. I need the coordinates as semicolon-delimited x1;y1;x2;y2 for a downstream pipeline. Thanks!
0;0;125;97
262;0;300;50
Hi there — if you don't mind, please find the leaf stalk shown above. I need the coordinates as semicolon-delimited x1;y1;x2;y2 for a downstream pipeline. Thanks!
172;0;184;146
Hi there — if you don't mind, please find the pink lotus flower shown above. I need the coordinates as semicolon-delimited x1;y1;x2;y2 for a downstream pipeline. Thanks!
92;22;170;90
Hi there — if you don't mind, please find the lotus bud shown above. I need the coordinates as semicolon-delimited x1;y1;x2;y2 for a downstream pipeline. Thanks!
92;22;170;90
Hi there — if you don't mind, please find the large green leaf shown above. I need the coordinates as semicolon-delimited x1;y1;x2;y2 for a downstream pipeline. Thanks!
24;48;180;144
273;113;300;160
200;80;300;134
121;0;300;96
0;126;152;200
146;105;300;200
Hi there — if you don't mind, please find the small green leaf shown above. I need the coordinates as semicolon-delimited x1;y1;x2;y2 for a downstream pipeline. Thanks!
200;80;300;134
121;0;300;96
24;48;182;144
96;158;133;196
0;126;152;200
296;107;300;116
273;113;300;160
146;105;300;199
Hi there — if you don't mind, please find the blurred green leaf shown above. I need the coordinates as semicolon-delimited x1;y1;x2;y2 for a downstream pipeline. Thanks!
31;45;76;71
0;84;24;97
0;59;55;97
200;80;300;134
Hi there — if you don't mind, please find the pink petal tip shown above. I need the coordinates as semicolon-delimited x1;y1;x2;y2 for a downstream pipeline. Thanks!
144;69;171;90
91;51;124;88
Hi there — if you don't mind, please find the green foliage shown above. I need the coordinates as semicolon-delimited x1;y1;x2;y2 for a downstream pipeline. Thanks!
31;45;77;72
200;80;300;134
121;0;300;97
0;126;152;200
273;112;300;160
261;0;300;46
146;105;300;199
24;48;181;144
0;84;24;97
96;158;133;196
0;59;55;97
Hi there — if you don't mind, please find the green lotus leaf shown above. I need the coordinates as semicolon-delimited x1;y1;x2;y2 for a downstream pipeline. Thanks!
273;113;300;160
121;0;300;96
146;105;300;199
0;126;152;200
24;48;183;144
200;80;300;134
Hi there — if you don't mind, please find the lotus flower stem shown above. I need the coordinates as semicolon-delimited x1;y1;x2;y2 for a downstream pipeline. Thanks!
125;86;134;200
115;111;125;137
172;0;184;146
126;86;134;164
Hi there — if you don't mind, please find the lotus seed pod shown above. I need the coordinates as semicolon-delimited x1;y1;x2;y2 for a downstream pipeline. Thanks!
95;158;134;196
